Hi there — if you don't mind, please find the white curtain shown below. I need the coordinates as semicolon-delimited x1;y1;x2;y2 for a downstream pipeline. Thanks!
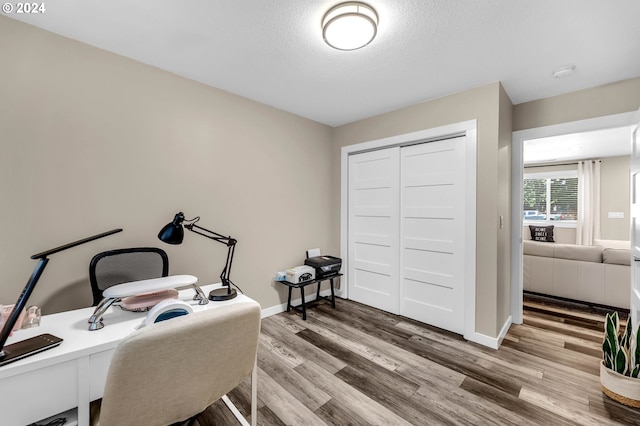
576;160;601;245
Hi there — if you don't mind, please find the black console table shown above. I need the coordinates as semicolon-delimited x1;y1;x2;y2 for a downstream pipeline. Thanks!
279;273;341;320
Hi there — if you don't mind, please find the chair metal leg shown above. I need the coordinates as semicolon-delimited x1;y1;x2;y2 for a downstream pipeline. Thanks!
221;395;249;426
220;359;256;426
251;359;257;426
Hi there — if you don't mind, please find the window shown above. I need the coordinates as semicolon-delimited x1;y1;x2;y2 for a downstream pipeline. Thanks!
523;170;578;224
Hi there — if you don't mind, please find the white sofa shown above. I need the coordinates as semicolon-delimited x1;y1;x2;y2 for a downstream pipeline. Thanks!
523;240;630;309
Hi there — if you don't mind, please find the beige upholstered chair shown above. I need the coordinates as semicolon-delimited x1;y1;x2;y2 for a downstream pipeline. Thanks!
92;302;261;426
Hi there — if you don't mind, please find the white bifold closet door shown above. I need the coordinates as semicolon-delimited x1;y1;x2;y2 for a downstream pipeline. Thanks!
348;136;466;334
399;138;466;334
348;148;400;314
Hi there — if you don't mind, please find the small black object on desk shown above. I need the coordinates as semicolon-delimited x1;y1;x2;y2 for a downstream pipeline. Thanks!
280;273;341;320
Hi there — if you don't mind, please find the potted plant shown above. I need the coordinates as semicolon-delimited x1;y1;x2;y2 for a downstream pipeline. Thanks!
601;311;640;407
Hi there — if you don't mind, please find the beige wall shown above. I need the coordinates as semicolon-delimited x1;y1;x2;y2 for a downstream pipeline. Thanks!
513;77;640;131
600;155;631;240
0;17;334;314
333;82;513;338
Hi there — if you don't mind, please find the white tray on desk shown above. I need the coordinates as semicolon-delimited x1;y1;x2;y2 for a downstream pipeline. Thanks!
91;275;201;330
102;274;198;298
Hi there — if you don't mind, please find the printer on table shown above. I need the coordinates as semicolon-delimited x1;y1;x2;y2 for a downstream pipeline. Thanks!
304;255;342;278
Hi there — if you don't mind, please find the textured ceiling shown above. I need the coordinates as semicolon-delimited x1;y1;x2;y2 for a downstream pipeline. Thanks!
6;0;640;126
524;126;633;165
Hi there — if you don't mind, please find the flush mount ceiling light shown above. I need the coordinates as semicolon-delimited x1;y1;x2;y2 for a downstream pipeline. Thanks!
322;2;378;51
553;65;576;79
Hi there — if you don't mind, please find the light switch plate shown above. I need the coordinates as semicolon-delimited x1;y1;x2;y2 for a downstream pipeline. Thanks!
608;212;625;219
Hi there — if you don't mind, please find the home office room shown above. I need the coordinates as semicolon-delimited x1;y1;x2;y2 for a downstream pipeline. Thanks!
1;1;640;425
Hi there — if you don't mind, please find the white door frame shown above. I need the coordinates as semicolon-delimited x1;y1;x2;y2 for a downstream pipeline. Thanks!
510;111;638;324
628;107;640;331
340;120;477;342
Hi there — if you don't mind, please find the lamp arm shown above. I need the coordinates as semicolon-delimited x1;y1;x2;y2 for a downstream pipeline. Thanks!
220;243;236;289
185;222;237;294
30;228;123;259
186;223;236;246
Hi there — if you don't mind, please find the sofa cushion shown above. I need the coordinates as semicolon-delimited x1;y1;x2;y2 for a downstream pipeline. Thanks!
524;240;603;263
593;239;630;250
554;244;602;263
523;240;555;257
529;225;555;242
603;248;631;266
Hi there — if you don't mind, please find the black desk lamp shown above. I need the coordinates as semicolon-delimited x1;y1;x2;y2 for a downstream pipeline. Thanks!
158;212;238;301
0;228;122;367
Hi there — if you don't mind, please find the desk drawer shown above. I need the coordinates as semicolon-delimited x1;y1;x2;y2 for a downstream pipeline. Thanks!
89;349;115;401
0;359;78;426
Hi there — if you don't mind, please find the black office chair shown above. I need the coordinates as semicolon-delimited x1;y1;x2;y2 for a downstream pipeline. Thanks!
89;247;169;306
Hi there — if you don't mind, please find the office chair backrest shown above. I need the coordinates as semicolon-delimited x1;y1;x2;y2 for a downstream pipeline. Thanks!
89;247;169;306
97;302;261;426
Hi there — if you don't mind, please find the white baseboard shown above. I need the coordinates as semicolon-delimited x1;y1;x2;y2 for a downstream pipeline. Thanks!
464;315;513;350
260;289;334;318
497;315;513;347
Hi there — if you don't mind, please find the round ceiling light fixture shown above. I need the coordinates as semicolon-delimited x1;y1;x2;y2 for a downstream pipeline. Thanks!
553;65;576;79
322;2;378;51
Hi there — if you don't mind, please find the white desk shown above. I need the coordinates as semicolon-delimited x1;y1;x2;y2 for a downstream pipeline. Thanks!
0;284;259;426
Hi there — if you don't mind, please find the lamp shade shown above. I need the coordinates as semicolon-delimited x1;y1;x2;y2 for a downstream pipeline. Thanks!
158;212;185;244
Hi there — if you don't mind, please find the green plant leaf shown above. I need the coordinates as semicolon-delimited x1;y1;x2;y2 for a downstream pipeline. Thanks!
603;338;612;359
606;312;619;338
605;312;617;331
632;364;640;378
621;317;632;349
615;348;628;375
602;342;612;368
635;321;640;368
605;312;620;353
605;353;614;370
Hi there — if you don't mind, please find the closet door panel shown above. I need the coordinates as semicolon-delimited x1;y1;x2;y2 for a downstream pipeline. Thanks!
348;147;400;314
400;137;466;334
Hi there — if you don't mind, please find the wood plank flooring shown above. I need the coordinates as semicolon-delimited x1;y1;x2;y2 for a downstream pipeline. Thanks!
194;297;640;425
